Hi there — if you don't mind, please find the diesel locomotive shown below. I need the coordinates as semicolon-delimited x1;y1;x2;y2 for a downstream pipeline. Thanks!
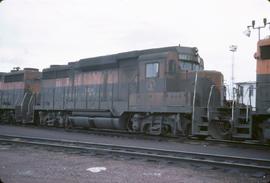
0;40;269;142
36;46;221;137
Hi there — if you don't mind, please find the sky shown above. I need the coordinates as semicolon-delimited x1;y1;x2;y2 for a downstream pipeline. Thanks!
0;0;269;84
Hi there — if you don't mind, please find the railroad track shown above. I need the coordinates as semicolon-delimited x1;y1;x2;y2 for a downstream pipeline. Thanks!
3;123;269;150
2;123;181;142
0;134;270;172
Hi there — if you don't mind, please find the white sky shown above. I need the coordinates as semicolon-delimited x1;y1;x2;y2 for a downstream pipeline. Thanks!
0;0;269;84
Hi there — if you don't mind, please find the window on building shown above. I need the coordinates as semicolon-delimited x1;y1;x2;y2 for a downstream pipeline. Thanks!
146;63;159;78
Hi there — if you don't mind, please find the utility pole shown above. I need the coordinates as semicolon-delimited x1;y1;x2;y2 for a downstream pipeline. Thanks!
229;45;237;100
244;18;270;40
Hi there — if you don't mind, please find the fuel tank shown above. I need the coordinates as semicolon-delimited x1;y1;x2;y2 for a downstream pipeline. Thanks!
68;116;125;130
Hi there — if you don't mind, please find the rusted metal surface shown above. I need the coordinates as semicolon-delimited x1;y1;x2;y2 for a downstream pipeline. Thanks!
257;61;270;75
0;45;229;139
35;46;224;135
2;82;24;90
0;68;40;122
255;38;270;75
254;38;270;115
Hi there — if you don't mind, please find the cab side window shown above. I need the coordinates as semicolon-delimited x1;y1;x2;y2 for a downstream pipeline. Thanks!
260;45;270;60
168;60;176;73
146;63;159;78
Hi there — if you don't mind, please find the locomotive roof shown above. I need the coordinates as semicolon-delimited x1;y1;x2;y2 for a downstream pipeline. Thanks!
4;68;39;76
43;64;71;72
42;45;200;73
77;45;198;69
1;68;40;83
79;46;196;62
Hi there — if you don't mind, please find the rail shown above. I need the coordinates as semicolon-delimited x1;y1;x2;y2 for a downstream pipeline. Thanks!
1;134;270;171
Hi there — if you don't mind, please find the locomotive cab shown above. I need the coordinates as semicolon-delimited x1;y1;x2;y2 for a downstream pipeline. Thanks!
254;37;270;141
254;37;270;114
0;68;40;123
129;48;221;136
132;51;193;112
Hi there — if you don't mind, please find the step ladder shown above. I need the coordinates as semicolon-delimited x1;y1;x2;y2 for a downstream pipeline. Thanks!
15;92;35;123
208;107;233;139
232;107;252;139
192;107;209;136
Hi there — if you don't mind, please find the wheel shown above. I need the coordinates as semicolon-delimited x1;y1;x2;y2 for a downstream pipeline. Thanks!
185;123;192;136
162;124;172;136
65;119;74;130
208;120;232;140
142;124;150;134
258;119;270;144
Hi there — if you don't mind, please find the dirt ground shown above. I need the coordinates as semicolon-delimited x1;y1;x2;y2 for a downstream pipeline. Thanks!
0;144;269;183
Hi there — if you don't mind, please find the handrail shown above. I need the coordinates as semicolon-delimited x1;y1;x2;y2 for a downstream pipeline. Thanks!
191;72;198;134
20;93;28;113
206;84;235;124
246;85;256;122
28;94;34;115
235;85;255;123
231;92;235;123
246;104;249;123
207;85;215;122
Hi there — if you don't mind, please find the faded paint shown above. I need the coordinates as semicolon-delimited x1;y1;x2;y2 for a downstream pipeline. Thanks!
197;70;223;89
256;38;270;75
55;78;70;87
257;61;270;75
74;69;118;86
2;82;25;90
37;46;222;116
